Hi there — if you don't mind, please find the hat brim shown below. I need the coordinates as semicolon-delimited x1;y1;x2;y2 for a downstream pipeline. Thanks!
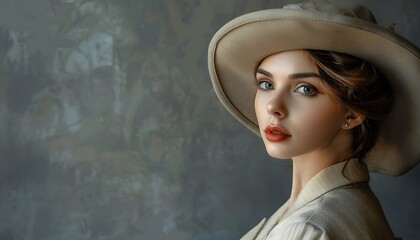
208;9;420;176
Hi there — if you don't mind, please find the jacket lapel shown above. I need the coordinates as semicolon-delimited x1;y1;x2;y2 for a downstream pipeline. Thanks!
240;203;288;240
240;159;370;240
240;218;266;240
281;159;369;220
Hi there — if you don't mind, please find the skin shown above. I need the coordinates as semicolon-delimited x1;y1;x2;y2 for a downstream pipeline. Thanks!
254;50;364;203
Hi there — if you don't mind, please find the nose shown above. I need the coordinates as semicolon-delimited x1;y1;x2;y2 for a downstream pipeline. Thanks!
266;92;288;119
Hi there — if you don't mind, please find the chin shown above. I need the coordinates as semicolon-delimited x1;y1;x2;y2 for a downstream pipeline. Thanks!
265;146;293;160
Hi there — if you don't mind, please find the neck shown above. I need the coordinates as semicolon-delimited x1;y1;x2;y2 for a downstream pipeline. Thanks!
278;126;355;204
288;146;352;203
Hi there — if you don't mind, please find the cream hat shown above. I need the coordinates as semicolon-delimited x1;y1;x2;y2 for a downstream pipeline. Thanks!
208;0;420;175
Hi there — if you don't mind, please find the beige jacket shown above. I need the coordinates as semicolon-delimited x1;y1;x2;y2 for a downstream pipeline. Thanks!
241;159;395;240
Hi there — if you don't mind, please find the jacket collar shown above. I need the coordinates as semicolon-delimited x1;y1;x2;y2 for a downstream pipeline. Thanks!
240;158;370;240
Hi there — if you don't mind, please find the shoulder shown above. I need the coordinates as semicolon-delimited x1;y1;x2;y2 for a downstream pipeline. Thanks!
312;184;390;226
273;185;395;240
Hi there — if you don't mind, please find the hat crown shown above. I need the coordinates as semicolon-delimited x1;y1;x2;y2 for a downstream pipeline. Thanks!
283;0;377;24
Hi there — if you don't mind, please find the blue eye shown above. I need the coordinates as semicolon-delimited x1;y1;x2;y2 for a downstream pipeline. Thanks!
295;84;317;96
258;81;274;90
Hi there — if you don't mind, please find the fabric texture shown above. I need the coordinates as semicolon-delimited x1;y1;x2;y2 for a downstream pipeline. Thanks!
240;159;395;240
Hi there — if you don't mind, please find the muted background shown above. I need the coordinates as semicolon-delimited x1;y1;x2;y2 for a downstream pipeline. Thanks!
0;0;419;239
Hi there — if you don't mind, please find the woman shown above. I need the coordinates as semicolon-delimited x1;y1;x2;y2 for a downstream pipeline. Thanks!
208;0;420;239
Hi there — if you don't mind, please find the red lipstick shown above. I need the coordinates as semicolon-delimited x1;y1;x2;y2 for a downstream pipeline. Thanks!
264;126;291;142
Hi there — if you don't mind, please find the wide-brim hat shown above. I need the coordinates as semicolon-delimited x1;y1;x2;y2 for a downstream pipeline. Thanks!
208;0;420;176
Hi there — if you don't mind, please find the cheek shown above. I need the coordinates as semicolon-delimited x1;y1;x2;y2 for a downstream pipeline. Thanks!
292;98;344;137
254;92;266;124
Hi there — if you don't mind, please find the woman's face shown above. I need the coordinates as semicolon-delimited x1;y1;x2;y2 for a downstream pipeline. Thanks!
254;50;348;160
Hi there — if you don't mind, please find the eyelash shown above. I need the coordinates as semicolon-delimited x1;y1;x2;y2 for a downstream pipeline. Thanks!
256;80;274;90
256;80;318;96
294;84;318;96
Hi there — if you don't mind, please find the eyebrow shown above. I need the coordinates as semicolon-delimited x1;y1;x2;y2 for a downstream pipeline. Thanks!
256;68;273;77
256;68;321;80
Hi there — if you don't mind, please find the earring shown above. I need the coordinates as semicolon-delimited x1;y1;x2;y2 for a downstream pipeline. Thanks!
344;119;351;128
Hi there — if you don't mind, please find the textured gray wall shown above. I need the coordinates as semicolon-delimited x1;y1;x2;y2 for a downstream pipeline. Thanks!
0;0;419;239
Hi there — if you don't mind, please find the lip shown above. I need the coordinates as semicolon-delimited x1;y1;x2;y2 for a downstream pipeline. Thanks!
264;125;292;142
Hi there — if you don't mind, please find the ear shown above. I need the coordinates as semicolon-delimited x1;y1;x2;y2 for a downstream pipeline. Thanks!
342;110;365;130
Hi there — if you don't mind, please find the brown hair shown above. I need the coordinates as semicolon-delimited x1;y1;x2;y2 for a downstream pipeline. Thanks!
306;50;393;159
